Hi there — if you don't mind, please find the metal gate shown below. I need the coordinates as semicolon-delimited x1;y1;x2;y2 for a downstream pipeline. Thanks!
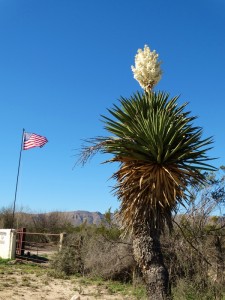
16;227;26;256
16;228;65;263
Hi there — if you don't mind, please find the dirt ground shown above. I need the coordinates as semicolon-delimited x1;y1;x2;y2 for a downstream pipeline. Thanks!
0;261;143;300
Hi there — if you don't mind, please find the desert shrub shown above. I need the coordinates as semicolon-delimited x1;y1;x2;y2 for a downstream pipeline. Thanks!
51;224;136;282
0;206;74;234
51;234;84;275
161;218;225;300
83;234;134;281
31;211;73;234
0;206;15;228
0;206;32;229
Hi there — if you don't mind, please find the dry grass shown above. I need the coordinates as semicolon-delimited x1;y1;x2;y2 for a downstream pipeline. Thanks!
0;259;146;300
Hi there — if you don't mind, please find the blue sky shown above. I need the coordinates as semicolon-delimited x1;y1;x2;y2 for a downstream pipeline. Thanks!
0;0;224;214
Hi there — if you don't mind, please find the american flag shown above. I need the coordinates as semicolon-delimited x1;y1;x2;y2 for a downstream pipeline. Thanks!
23;132;48;150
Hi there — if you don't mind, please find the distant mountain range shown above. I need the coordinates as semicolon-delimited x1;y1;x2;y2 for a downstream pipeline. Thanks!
63;210;107;226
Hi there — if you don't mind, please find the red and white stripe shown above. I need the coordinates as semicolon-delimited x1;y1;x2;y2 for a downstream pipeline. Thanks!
23;132;48;150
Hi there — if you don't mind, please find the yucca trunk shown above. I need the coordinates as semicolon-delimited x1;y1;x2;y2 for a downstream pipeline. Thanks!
133;224;171;300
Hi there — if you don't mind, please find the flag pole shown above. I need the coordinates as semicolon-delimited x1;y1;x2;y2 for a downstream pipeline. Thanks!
12;128;25;229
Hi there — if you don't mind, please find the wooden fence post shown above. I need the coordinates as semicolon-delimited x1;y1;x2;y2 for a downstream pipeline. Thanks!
59;232;66;251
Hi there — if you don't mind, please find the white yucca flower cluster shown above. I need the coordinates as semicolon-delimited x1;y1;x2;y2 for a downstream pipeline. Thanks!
131;45;162;91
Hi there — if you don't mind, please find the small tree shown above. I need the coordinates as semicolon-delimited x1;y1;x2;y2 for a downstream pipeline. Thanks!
77;45;216;299
0;206;14;228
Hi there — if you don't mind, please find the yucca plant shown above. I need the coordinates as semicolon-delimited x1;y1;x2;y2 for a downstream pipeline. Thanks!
78;46;216;299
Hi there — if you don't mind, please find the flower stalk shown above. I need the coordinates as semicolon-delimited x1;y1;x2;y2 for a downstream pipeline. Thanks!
131;45;162;92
